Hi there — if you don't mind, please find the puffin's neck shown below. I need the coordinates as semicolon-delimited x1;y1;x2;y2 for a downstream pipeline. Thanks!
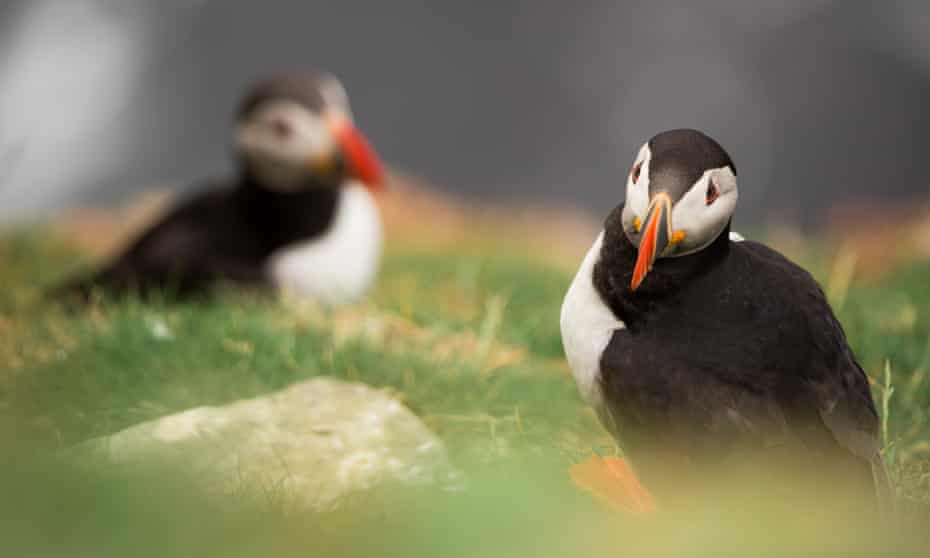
592;204;731;328
236;167;342;251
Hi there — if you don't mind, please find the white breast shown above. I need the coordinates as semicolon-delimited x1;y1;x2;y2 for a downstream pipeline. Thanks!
267;183;382;306
560;231;626;410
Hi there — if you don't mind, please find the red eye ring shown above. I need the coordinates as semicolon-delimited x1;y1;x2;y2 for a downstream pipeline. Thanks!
631;161;642;184
706;179;719;205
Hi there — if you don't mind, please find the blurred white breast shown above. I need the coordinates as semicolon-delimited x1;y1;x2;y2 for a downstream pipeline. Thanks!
268;183;382;306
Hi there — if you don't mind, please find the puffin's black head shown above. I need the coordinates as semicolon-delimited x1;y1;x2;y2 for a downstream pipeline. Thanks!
620;129;738;290
234;72;384;193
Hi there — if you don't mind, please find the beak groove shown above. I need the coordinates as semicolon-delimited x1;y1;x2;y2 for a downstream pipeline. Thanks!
631;194;672;291
327;113;385;191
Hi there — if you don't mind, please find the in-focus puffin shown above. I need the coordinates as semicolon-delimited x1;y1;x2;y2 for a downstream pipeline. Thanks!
561;129;890;512
58;72;384;305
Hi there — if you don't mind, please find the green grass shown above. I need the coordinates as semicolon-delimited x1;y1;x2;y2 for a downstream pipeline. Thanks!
0;230;600;462
1;227;930;556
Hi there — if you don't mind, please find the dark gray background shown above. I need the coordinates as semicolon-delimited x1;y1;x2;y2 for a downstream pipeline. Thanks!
1;0;929;225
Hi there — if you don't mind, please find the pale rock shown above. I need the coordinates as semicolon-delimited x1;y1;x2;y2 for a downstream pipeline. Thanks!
77;378;454;511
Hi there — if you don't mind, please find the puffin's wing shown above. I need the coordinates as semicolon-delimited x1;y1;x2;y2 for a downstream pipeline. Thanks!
789;351;894;510
815;344;894;509
736;240;889;503
53;187;231;299
57;216;211;298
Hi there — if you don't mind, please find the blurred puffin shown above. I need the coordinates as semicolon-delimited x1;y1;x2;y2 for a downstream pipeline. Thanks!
561;129;890;512
59;72;384;305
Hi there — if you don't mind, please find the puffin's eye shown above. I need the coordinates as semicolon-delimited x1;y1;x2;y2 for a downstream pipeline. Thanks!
631;161;642;185
706;179;719;205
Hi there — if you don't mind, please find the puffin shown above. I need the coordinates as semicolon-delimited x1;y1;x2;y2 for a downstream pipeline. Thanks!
560;129;890;512
57;72;384;305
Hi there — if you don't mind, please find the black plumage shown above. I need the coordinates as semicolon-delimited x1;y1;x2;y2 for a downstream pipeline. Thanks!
59;176;341;298
591;205;889;506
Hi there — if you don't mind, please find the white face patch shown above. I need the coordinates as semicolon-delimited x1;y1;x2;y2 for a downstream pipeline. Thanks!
668;165;738;255
621;143;651;233
235;100;335;191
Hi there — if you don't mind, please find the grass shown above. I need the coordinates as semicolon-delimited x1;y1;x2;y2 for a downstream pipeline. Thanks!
2;221;930;556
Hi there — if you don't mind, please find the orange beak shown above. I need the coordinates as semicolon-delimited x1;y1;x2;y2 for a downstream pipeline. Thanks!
631;193;672;291
327;113;385;192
